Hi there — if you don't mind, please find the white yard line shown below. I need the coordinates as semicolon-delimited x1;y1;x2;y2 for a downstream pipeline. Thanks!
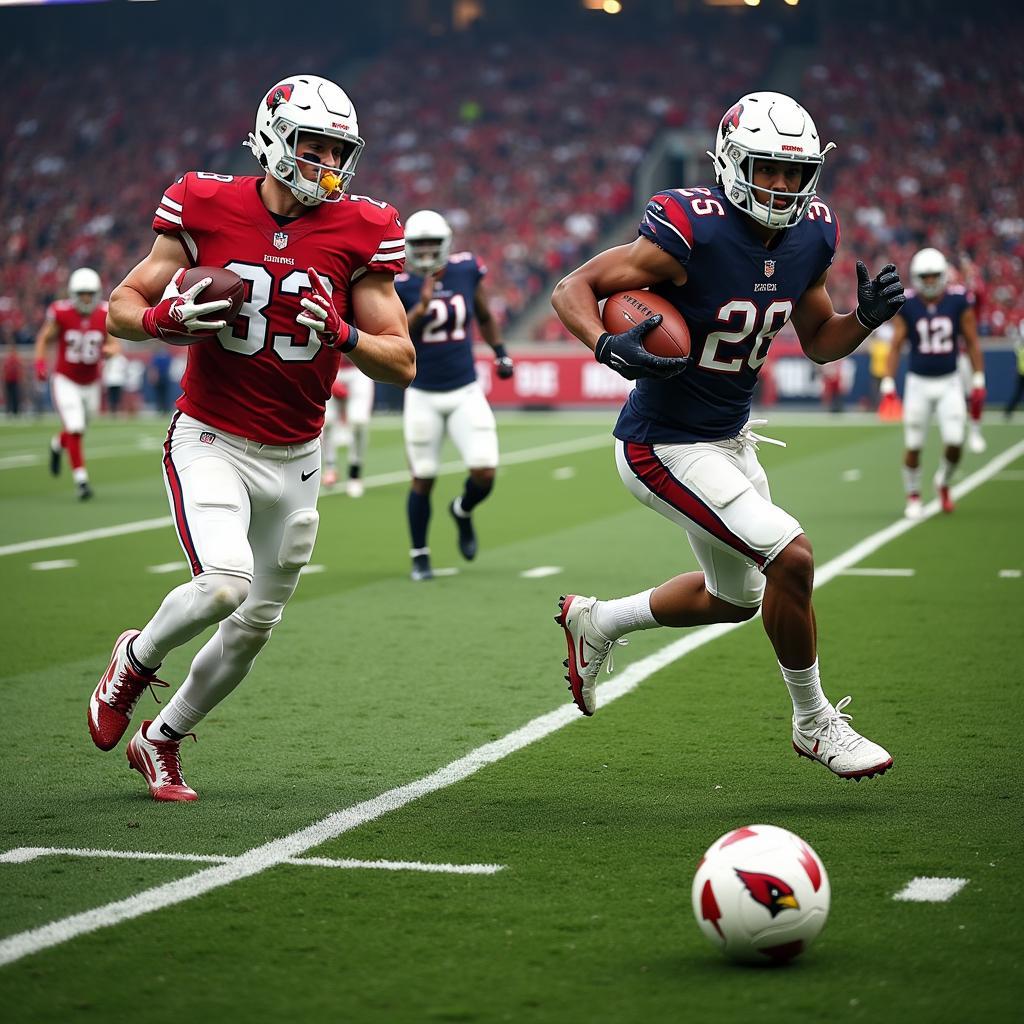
892;877;969;903
520;566;564;579
0;847;502;875
0;439;1021;969
0;433;612;558
840;568;915;577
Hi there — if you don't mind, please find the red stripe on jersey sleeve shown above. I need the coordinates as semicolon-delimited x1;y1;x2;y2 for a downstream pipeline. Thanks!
651;193;695;248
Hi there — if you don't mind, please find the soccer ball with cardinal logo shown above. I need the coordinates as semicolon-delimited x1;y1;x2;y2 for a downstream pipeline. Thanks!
691;824;830;964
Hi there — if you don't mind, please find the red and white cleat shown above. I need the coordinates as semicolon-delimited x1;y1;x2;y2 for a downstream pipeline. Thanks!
88;630;168;751
554;594;626;716
934;474;955;514
126;720;198;802
792;696;893;780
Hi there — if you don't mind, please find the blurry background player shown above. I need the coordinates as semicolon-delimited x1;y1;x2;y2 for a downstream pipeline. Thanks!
551;92;904;781
396;209;513;581
321;358;374;496
882;247;984;519
34;267;120;500
87;74;414;801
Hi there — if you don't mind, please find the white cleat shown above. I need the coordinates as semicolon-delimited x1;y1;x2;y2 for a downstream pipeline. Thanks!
346;477;364;499
904;496;923;520
792;696;893;780
968;432;987;454
554;595;627;716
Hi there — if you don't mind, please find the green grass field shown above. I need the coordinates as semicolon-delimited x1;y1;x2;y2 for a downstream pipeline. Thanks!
0;411;1021;1023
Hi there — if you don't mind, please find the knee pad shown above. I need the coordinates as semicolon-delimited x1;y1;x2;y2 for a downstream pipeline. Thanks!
192;572;251;619
222;614;273;660
278;509;319;570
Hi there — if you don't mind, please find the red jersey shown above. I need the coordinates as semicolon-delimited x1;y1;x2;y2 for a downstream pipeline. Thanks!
153;172;405;444
48;300;109;385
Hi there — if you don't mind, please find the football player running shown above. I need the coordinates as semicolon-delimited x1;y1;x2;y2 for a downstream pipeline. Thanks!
551;92;904;781
321;360;374;496
882;247;984;518
88;75;415;801
34;268;120;500
396;210;513;581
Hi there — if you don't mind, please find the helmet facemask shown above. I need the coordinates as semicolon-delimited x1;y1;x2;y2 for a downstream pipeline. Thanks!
718;148;831;229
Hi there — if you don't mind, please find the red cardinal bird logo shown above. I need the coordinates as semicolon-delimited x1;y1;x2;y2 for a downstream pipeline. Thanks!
266;83;294;111
735;869;800;918
720;102;744;139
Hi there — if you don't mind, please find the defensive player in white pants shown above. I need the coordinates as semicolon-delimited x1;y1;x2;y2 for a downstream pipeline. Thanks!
882;248;985;518
396;210;514;581
87;75;414;801
322;361;374;495
551;92;903;781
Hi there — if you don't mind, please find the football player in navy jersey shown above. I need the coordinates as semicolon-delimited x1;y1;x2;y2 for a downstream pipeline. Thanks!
396;210;514;581
551;92;905;781
882;247;984;518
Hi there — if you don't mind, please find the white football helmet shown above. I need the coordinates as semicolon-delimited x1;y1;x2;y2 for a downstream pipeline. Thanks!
245;75;364;207
708;91;836;229
68;267;101;314
404;210;453;276
909;248;948;300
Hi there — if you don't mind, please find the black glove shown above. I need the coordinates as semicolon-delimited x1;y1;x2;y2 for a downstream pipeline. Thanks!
855;261;905;331
493;345;515;380
594;314;688;381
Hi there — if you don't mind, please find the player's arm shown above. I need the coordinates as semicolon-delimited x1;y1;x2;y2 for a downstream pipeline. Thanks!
406;273;436;331
345;272;416;387
108;234;189;340
961;305;986;413
878;313;907;399
551;236;685;351
793;262;905;364
33;315;59;380
475;280;514;379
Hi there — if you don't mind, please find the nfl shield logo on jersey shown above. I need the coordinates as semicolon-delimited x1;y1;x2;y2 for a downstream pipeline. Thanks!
273;232;289;250
764;260;776;278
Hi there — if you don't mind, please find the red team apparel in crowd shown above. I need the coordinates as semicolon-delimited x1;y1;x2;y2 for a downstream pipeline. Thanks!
152;171;405;445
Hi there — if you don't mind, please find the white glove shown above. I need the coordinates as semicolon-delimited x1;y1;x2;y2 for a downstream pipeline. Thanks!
879;376;896;397
143;269;231;339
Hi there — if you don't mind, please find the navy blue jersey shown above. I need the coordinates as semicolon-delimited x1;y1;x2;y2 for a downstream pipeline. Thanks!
896;287;974;378
395;251;486;392
613;185;840;444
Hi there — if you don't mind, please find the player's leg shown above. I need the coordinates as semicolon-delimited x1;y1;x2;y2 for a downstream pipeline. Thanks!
404;387;445;580
321;393;339;487
345;369;374;498
51;374;91;498
901;373;928;519
139;457;321;800
933;376;967;514
89;417;254;753
1007;372;1024;419
447;382;499;561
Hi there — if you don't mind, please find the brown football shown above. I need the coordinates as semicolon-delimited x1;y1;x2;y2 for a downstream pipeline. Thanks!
601;290;690;359
179;266;246;323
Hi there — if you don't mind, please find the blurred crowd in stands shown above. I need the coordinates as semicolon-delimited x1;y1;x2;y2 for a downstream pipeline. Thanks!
0;12;1021;394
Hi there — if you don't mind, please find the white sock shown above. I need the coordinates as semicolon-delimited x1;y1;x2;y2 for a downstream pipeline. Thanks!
73;467;89;484
780;659;829;725
902;465;921;497
590;589;658;641
451;496;469;519
936;457;957;487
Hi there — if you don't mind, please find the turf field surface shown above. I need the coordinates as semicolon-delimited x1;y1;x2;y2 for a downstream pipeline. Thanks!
1;412;1021;1023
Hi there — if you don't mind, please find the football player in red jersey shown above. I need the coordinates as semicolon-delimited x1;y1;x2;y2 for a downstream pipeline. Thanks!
34;268;120;500
88;75;415;801
552;92;904;781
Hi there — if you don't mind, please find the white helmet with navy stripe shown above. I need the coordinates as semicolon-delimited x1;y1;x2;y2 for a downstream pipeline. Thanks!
245;75;364;207
404;210;453;276
708;92;835;229
909;248;948;300
68;267;102;314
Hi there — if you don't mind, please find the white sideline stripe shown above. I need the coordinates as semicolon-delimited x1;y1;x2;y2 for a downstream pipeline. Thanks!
30;559;78;571
0;433;611;558
892;877;969;903
998;569;1021;578
840;568;915;577
0;440;1020;969
520;566;563;579
841;469;862;482
0;847;503;876
147;561;188;575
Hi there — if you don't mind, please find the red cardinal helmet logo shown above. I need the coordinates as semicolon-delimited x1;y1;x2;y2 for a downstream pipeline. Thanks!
266;83;295;111
735;869;800;918
721;102;744;139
